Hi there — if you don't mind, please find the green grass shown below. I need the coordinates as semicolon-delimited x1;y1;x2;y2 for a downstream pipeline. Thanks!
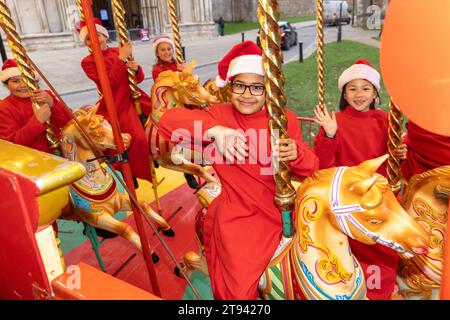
224;16;316;35
283;40;388;142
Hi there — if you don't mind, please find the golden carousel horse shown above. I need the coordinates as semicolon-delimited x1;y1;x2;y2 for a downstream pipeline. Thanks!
145;60;219;185
60;105;174;257
203;78;231;104
397;166;450;299
178;156;430;300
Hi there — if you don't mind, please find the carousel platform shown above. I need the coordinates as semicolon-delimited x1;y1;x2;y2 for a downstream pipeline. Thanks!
58;166;213;300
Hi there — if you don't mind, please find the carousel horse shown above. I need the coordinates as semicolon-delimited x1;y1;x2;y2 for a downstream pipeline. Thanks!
397;166;450;300
145;60;219;185
203;78;232;104
178;156;430;300
60;105;174;257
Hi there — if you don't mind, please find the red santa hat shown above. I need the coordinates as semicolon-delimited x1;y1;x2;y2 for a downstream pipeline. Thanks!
77;18;109;45
0;59;40;83
153;36;175;56
338;59;381;92
215;41;264;87
0;59;22;82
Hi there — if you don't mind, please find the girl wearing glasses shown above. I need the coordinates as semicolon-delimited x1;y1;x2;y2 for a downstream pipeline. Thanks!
157;41;318;299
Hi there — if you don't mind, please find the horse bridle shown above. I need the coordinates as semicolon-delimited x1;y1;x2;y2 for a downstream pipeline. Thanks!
330;167;413;258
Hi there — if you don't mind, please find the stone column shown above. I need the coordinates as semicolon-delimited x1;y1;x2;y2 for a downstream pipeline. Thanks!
36;0;50;33
43;0;63;33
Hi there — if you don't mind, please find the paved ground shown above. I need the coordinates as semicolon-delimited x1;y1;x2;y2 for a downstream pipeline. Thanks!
0;21;381;110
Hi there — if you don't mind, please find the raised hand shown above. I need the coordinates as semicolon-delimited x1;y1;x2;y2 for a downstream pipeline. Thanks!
119;41;133;62
313;105;338;138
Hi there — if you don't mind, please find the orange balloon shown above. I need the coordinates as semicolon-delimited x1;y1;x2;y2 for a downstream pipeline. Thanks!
380;0;450;136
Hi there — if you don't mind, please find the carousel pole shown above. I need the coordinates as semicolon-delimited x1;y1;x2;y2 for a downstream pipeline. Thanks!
111;0;146;125
0;1;60;155
167;0;184;65
258;0;295;238
80;0;161;296
316;0;326;112
387;100;404;194
111;0;162;215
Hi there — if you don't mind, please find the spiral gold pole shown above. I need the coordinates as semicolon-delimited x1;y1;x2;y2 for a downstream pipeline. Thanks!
77;0;104;102
76;0;92;54
316;0;325;112
0;0;60;155
111;0;143;118
167;0;184;65
258;0;295;238
387;100;404;194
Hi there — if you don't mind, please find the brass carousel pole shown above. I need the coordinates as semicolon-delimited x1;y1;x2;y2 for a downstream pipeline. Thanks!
316;0;326;112
111;0;162;214
387;100;404;194
167;0;184;65
0;0;60;155
258;0;295;238
111;0;146;125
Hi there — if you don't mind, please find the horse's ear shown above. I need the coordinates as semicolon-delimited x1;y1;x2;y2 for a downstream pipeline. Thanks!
360;185;383;210
354;154;389;176
182;59;196;76
350;175;378;195
88;104;99;117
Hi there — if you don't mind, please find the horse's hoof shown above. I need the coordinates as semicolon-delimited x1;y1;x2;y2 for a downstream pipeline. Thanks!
132;176;139;189
153;161;159;169
152;252;160;264
174;265;181;278
174;262;186;278
162;228;175;237
184;173;200;189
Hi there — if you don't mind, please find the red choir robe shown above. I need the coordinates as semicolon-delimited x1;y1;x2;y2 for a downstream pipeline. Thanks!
158;103;319;299
401;121;450;181
0;92;71;153
314;106;398;300
82;47;152;181
152;61;179;81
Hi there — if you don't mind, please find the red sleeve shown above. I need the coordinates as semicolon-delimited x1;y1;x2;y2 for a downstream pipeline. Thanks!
158;105;224;146
81;54;128;89
49;92;73;131
313;126;339;169
152;64;163;81
136;65;144;83
0;101;47;147
285;109;319;180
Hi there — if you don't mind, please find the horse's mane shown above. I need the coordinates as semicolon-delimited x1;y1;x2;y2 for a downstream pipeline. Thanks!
403;165;450;204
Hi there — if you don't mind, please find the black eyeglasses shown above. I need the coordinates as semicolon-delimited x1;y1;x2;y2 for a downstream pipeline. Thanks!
231;82;266;96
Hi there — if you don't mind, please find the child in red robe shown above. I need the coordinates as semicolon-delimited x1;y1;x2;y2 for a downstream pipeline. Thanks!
157;41;319;299
151;36;183;81
401;120;450;181
0;59;71;153
313;59;406;300
78;18;152;183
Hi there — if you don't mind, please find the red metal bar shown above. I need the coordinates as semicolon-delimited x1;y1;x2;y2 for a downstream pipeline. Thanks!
81;0;160;296
440;197;450;300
